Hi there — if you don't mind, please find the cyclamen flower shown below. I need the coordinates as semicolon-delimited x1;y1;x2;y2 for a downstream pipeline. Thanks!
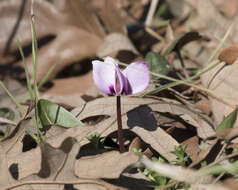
92;57;150;96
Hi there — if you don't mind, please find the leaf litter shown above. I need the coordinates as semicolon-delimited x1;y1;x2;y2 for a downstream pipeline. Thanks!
1;0;238;190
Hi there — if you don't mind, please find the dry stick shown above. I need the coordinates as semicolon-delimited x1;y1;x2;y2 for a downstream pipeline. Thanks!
117;96;126;153
145;27;164;41
145;0;161;43
213;172;225;184
145;0;159;27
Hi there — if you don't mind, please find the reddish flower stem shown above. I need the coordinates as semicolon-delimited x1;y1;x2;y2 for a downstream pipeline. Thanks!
116;96;126;153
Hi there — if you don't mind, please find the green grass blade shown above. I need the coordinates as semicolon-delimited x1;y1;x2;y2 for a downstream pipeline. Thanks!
143;60;222;96
38;63;56;89
0;81;25;113
142;24;233;96
207;24;233;64
16;38;34;100
31;3;39;101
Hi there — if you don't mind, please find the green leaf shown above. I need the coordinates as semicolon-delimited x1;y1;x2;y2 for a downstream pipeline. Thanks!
145;52;170;80
87;132;101;149
37;99;83;128
216;107;238;133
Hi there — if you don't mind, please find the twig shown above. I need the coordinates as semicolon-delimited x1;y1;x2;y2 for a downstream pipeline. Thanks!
212;172;225;184
145;27;164;41
145;0;159;27
215;143;228;162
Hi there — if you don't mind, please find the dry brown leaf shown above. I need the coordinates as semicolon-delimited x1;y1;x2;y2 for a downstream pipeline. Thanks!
8;136;113;190
129;137;153;158
72;97;215;161
185;0;236;44
181;136;200;162
223;178;238;190
8;147;41;180
45;124;95;149
52;139;80;181
128;137;141;152
17;138;76;190
73;97;179;161
189;139;219;168
41;72;95;107
1;119;31;158
97;33;138;58
194;94;211;116
119;0;148;23
0;144;16;187
95;0;126;34
19;142;67;190
216;0;238;19
149;103;216;139
75;151;138;179
177;0;238;76
202;59;238;126
0;0;127;83
168;1;238;128
25;27;102;83
207;128;238;142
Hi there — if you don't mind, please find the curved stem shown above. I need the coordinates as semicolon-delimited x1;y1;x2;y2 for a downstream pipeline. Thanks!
117;96;126;153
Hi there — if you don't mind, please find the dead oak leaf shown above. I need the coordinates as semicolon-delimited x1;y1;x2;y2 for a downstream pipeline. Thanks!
72;97;215;161
75;151;138;179
0;0;127;83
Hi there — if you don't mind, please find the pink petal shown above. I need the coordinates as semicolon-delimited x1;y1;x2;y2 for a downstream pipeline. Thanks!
122;61;150;94
92;57;116;95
